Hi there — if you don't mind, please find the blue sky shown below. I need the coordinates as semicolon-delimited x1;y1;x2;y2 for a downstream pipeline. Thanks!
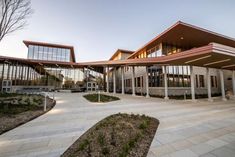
0;0;235;61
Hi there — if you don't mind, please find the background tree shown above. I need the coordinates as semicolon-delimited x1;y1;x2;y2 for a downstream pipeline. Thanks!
0;0;33;42
96;76;104;90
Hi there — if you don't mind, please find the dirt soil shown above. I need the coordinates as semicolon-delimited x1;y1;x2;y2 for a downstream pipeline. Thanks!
61;113;159;157
0;97;56;135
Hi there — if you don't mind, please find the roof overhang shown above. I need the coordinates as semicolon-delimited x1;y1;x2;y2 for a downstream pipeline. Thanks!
1;43;235;72
78;43;235;70
128;21;235;59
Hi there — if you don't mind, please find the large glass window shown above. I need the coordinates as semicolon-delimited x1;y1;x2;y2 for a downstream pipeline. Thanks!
166;66;190;87
27;45;72;62
148;66;163;87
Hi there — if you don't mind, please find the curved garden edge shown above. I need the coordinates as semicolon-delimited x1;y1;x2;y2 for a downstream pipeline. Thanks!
0;96;56;135
61;113;160;157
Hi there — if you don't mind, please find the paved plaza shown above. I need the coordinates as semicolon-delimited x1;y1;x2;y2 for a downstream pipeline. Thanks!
0;93;235;157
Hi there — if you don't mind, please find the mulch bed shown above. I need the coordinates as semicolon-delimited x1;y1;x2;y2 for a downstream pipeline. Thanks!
61;113;159;157
83;93;120;103
0;97;56;135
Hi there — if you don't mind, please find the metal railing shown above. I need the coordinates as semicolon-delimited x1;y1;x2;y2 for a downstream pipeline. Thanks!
41;92;55;111
16;90;55;112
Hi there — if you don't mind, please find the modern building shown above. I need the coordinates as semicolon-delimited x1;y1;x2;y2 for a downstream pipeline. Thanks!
0;41;82;92
0;21;235;101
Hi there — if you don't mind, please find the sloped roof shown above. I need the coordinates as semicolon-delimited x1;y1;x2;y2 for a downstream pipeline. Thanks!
128;21;235;59
109;49;134;61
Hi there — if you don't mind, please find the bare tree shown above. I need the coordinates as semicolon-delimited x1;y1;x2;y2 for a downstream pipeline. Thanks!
0;0;33;42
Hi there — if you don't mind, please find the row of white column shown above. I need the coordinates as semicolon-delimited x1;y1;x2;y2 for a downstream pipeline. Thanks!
189;67;234;101
106;66;235;101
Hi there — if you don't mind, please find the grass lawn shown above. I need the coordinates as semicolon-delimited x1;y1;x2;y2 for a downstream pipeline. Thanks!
0;93;55;135
83;93;120;102
61;113;159;157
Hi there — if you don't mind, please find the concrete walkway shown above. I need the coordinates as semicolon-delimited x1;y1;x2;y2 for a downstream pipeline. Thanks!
0;93;235;157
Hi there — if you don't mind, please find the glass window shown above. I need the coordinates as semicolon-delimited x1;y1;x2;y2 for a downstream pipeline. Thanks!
28;45;34;59
156;49;162;57
63;49;67;61
196;75;199;88
44;47;52;60
211;76;214;88
0;64;2;79
66;49;70;62
199;75;205;87
211;76;218;88
43;46;49;60
214;76;217;88
39;46;43;53
52;48;57;61
137;77;141;87
57;48;62;61
38;46;44;60
33;46;38;59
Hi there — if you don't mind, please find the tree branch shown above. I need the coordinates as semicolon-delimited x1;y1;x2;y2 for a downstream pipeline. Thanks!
0;0;33;42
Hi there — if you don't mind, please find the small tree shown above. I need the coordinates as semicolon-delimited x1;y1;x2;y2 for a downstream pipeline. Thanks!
96;76;104;90
0;0;33;42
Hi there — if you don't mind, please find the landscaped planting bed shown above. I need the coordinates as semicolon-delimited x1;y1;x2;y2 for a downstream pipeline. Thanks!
0;93;55;135
61;113;159;157
83;93;120;102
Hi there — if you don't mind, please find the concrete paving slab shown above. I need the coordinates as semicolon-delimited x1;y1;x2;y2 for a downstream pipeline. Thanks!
0;93;234;157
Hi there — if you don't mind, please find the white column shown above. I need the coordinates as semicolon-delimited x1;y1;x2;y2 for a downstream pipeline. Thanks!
132;66;136;96
106;67;109;93
145;66;150;98
163;66;169;100
121;66;125;94
219;69;226;101
233;70;235;96
113;67;116;94
206;68;213;101
190;66;196;101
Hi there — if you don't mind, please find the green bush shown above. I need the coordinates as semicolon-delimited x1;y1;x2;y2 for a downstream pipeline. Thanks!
139;120;148;130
